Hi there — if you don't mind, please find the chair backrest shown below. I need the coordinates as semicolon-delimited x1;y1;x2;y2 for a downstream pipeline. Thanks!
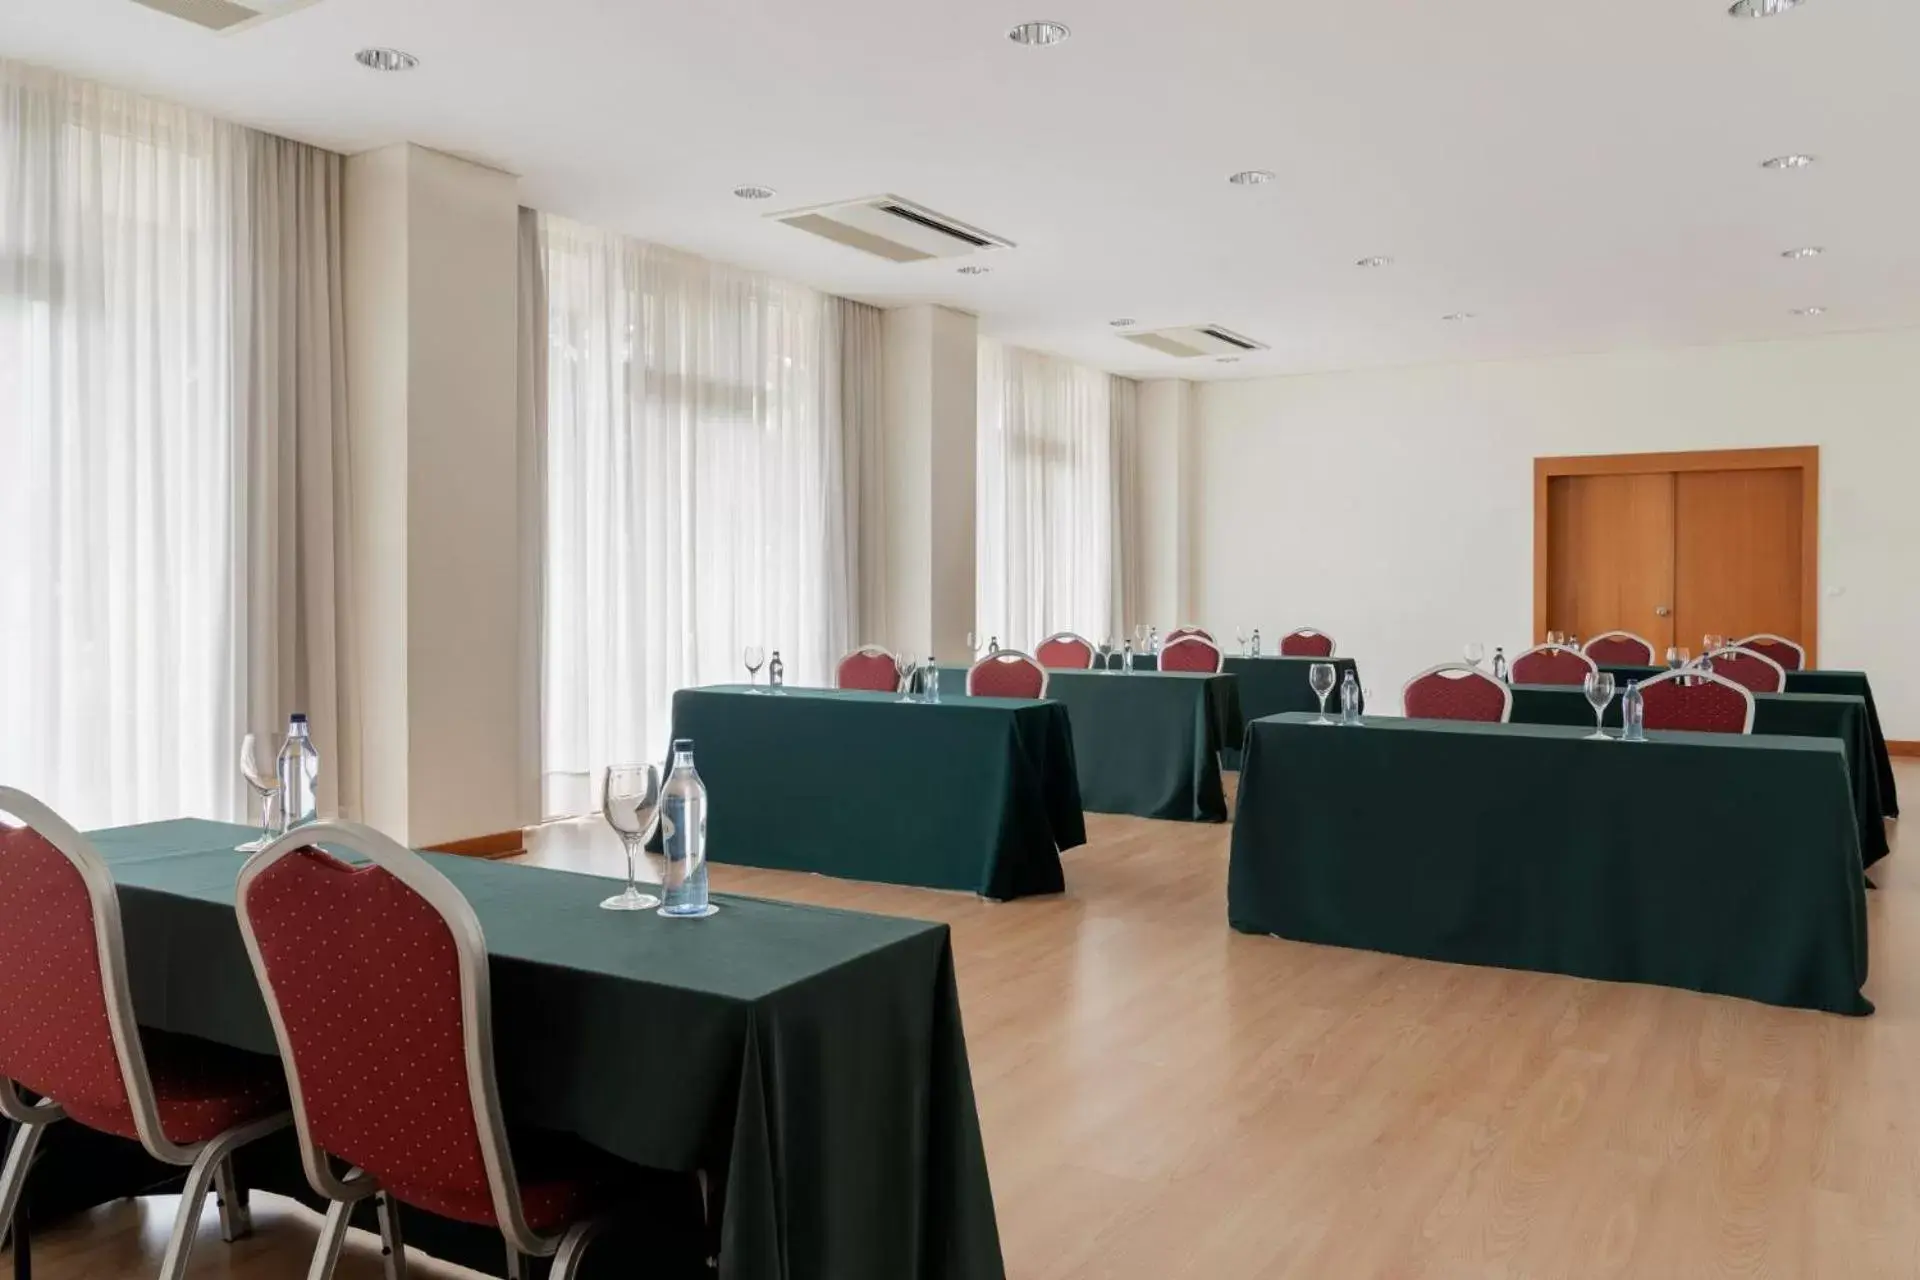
1583;631;1655;666
1035;633;1096;670
0;788;187;1162
1402;665;1513;723
1701;646;1787;694
1158;635;1223;674
1509;644;1597;687
1279;628;1335;657
236;822;547;1253
1635;669;1755;734
836;645;900;693
966;651;1048;699
1165;625;1214;644
1737;633;1805;672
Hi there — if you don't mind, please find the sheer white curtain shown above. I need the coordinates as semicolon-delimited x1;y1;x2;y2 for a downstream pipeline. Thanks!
976;339;1135;649
538;215;865;816
0;61;354;829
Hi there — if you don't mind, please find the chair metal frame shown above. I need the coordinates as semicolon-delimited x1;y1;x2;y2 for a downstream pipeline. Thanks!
1165;625;1215;644
1400;664;1515;723
1634;667;1757;734
835;644;901;693
1157;634;1224;674
1582;630;1656;665
1735;633;1806;671
1280;628;1336;657
965;650;1050;699
236;821;623;1280
1508;643;1598;685
0;787;291;1280
1695;645;1788;695
1035;633;1096;670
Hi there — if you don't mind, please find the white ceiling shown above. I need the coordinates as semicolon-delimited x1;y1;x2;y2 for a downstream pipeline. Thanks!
3;0;1917;379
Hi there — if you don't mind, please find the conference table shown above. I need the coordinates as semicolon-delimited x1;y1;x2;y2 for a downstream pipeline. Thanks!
1229;713;1869;1015
938;666;1243;821
1601;664;1899;819
1508;683;1891;866
668;685;1084;899
9;819;1006;1280
1129;653;1363;768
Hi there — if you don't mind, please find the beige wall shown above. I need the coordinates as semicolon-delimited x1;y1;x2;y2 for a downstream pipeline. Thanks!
1193;330;1920;737
1135;379;1198;629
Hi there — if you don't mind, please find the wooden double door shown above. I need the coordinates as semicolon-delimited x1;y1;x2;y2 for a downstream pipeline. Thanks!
1534;447;1818;663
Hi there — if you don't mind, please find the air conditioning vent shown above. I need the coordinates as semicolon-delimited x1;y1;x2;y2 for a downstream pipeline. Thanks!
1118;324;1269;359
772;195;1013;264
128;0;322;34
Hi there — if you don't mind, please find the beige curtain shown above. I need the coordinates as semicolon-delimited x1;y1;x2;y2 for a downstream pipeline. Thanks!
515;207;548;825
1109;374;1141;640
834;296;887;643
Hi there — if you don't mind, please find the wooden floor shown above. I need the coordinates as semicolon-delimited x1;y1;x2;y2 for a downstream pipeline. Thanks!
11;761;1917;1279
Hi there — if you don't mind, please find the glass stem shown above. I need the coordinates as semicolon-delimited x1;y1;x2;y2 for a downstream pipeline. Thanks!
623;834;639;894
260;793;273;840
1318;692;1329;717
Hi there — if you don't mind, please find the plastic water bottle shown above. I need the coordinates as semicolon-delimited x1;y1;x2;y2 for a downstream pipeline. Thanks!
1149;626;1161;654
1122;640;1135;673
1491;647;1508;682
768;650;785;691
1340;670;1362;725
1250;629;1261;657
988;636;1000;654
659;739;711;917
924;656;941;704
1622;680;1646;742
275;714;320;830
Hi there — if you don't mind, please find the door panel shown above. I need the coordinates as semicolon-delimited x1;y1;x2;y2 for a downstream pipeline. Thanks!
1673;468;1803;654
1545;472;1675;649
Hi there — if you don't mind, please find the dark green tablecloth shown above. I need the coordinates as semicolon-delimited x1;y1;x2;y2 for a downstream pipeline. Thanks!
1509;684;1889;867
1603;665;1898;817
1229;715;1870;1015
1118;653;1359;769
668;686;1081;899
937;667;1243;821
51;820;1007;1280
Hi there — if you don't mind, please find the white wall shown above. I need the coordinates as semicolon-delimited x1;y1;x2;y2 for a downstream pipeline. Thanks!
1135;379;1198;627
1195;330;1920;738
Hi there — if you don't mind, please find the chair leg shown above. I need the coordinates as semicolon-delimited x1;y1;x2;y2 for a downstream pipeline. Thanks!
550;1216;612;1280
375;1192;408;1280
0;1122;46;1245
306;1199;353;1280
504;1248;526;1280
214;1155;253;1242
156;1138;227;1280
9;1212;28;1280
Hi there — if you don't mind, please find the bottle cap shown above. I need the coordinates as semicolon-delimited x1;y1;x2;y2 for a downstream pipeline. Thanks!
672;738;693;753
290;713;308;724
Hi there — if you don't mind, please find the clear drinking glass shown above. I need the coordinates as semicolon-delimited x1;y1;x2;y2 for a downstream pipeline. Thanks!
895;654;918;702
236;733;282;852
743;645;765;691
1236;628;1250;657
1309;663;1337;725
966;631;979;658
1098;637;1114;671
1464;642;1486;668
1583;671;1616;740
1666;646;1688;670
1133;624;1151;654
600;764;663;911
1704;633;1726;657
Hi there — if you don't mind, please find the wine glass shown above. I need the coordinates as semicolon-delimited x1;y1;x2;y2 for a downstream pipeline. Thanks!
600;764;662;911
1704;633;1726;660
1236;628;1250;657
1308;663;1337;725
1464;642;1486;668
743;645;765;691
966;631;979;659
1097;636;1114;671
894;653;918;703
235;734;282;852
1666;645;1688;670
1583;671;1616;740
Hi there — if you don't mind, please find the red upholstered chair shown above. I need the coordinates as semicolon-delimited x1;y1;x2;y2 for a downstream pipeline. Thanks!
238;821;689;1279
1165;625;1214;644
1636;669;1755;734
1702;646;1787;695
0;788;291;1280
1279;629;1335;658
1509;644;1597;687
1583;631;1655;666
1159;635;1223;674
1737;633;1806;672
1402;664;1514;723
836;645;901;693
966;651;1048;699
1035;633;1096;670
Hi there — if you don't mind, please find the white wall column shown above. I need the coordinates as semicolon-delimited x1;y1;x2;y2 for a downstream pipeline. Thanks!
345;143;527;846
1136;378;1198;628
880;304;978;660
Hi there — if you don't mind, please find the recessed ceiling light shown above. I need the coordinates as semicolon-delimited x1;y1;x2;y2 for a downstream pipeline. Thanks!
1442;312;1476;321
1781;246;1825;259
1791;306;1828;316
1216;357;1240;364
1227;170;1276;187
1356;256;1394;268
1007;21;1070;46
1761;154;1814;170
1109;318;1136;327
956;265;991;275
1729;0;1802;16
354;47;418;72
732;184;776;200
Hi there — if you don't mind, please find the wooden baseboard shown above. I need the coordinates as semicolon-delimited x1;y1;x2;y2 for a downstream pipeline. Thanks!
425;829;526;860
1889;740;1920;759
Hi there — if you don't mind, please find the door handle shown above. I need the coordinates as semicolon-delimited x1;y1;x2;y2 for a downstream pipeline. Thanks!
1655;606;1671;617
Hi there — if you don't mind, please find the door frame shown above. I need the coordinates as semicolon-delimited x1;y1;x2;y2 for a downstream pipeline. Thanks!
1533;446;1819;664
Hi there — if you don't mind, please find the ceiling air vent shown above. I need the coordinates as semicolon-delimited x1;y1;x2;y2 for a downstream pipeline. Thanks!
1117;324;1269;359
771;195;1013;264
128;0;323;34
